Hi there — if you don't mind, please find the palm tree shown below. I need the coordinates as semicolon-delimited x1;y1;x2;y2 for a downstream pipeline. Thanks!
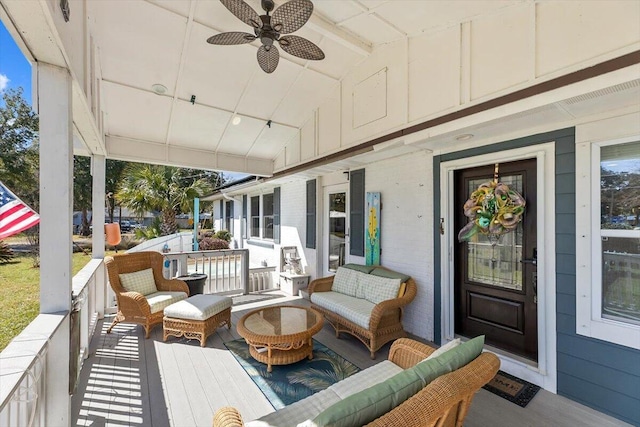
116;164;212;236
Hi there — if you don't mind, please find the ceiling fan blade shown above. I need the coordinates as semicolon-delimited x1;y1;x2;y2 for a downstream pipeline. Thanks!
220;0;262;29
207;32;256;45
278;35;325;60
271;0;313;34
257;45;279;73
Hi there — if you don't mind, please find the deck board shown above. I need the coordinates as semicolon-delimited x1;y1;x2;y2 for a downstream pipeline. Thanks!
71;292;631;427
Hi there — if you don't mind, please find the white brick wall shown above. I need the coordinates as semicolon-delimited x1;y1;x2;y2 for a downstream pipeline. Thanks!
281;180;318;278
364;151;434;341
232;151;435;341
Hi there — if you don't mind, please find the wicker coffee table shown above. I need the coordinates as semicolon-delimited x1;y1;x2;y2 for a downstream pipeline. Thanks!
237;305;323;372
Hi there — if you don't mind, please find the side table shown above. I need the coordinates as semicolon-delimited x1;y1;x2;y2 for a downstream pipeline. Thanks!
176;273;208;295
279;272;310;296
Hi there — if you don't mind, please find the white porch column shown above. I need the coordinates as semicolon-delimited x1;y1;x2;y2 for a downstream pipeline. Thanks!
92;155;106;317
38;62;72;426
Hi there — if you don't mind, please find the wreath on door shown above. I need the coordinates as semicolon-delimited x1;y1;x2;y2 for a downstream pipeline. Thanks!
457;164;526;242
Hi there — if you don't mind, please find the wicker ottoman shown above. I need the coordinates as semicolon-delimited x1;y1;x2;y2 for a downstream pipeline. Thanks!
163;294;232;347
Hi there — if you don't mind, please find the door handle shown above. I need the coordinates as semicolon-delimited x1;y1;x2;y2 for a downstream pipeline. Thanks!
520;247;537;266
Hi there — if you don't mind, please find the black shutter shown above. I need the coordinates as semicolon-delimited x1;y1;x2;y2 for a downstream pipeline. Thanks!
229;201;234;234
219;200;223;227
349;169;365;256
273;187;281;244
242;195;247;238
306;179;316;249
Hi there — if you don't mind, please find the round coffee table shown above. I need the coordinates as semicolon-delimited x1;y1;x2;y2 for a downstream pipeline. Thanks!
237;305;323;372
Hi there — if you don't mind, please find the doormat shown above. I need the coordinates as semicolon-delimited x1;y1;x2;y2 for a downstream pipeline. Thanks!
482;370;540;407
224;338;360;410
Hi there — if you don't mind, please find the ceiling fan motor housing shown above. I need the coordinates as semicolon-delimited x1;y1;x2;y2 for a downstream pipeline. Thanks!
257;15;279;50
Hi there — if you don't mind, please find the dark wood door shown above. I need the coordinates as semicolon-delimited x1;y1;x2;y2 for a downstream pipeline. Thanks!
454;159;538;361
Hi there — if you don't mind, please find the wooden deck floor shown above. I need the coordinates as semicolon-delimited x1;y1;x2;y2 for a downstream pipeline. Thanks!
71;293;630;427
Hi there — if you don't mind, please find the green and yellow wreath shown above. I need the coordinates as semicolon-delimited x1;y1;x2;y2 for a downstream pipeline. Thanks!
458;178;526;242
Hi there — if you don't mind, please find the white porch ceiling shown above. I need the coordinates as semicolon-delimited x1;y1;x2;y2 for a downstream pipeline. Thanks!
85;0;528;174
5;0;635;178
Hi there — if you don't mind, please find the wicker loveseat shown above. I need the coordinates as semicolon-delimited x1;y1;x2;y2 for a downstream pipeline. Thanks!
308;264;417;359
105;251;189;338
213;337;500;427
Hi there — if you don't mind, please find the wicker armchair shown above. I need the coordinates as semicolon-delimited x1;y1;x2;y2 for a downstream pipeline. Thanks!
308;267;417;359
105;251;189;338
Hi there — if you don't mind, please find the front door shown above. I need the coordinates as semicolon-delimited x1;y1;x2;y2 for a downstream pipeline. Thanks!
323;185;348;276
454;159;538;361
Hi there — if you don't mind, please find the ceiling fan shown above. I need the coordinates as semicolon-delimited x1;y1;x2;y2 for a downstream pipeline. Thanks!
207;0;325;73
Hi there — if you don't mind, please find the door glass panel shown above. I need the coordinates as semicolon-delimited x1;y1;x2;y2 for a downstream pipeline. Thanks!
466;175;524;290
328;192;346;272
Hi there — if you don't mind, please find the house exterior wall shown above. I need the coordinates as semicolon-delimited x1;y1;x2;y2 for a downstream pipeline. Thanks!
364;151;434;340
434;125;640;425
281;180;318;279
561;113;640;426
276;1;640;173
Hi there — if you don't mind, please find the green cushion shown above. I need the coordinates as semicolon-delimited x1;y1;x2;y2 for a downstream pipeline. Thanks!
312;367;424;427
413;335;485;384
369;267;410;283
341;263;376;274
312;336;485;427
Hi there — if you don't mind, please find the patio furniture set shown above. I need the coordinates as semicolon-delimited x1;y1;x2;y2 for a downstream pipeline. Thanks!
106;252;232;346
105;251;499;427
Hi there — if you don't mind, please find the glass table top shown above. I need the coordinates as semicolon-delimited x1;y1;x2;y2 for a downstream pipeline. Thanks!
242;306;321;337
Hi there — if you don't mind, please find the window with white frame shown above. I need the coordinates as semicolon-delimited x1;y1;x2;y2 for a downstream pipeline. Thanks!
249;193;274;240
576;137;640;349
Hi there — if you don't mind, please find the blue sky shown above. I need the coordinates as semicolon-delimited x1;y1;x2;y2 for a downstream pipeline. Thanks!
0;21;32;103
0;20;249;181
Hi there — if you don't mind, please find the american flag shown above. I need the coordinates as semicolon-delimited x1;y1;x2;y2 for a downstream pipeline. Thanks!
0;181;40;240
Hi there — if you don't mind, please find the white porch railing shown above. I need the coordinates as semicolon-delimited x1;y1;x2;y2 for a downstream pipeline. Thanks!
162;249;278;295
0;259;105;427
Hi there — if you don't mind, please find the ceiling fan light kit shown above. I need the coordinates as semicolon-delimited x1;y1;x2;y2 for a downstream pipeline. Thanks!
207;0;325;73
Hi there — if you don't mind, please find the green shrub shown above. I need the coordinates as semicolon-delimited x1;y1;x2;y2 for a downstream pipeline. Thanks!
214;230;232;242
198;237;229;250
0;240;15;263
135;217;162;240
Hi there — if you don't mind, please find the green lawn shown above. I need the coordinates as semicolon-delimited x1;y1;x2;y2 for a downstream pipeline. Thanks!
0;251;113;351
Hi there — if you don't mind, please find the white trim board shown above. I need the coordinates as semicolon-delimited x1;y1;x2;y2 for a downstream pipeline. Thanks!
439;143;557;393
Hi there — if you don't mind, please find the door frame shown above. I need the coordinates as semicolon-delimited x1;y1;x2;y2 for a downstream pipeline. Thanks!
322;183;349;277
440;143;557;393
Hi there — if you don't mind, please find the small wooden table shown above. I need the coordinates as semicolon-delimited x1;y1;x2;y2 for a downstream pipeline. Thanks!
237;305;323;372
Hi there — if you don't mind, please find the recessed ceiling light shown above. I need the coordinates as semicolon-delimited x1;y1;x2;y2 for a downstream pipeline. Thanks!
455;133;474;141
151;84;167;95
232;116;242;126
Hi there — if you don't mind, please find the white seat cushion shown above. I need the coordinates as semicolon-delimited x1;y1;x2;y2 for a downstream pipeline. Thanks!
248;388;341;427
119;268;157;296
311;291;374;330
145;291;187;314
328;360;403;399
164;294;232;321
246;361;404;427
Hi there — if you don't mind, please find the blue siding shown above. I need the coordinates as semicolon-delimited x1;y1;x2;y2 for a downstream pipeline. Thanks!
554;136;640;426
433;128;640;426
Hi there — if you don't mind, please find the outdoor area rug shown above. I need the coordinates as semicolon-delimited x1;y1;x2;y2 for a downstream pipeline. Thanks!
483;370;541;407
224;338;361;410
